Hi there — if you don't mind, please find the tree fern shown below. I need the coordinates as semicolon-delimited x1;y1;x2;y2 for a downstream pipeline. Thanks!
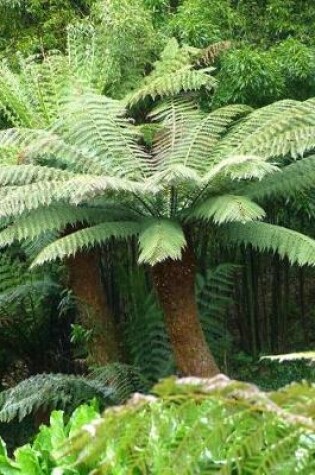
2;46;315;374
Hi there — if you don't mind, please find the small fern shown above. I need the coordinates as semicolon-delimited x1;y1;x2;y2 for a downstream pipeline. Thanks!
0;364;147;423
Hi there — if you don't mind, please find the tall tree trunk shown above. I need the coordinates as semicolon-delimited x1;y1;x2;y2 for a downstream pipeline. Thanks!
67;250;121;366
151;244;219;377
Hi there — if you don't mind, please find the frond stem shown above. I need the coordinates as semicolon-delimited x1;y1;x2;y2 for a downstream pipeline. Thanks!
132;193;157;216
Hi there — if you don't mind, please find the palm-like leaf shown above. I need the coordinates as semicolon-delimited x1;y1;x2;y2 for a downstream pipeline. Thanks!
138;220;186;265
0;38;315;268
224;221;315;266
31;222;140;267
188;195;265;224
126;38;217;107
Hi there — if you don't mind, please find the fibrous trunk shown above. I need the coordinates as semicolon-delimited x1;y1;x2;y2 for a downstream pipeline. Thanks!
152;245;219;377
67;250;120;365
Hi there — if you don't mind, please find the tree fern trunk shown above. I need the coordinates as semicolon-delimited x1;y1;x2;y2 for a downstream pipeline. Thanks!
151;245;219;377
67;250;121;366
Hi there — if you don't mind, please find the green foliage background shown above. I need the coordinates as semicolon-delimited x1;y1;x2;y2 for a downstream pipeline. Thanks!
1;0;315;461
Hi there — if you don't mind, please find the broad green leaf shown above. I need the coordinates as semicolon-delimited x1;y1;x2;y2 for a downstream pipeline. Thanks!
14;445;43;475
68;403;100;438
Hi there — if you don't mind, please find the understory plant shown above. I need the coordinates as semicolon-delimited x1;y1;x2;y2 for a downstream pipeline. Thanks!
3;376;315;474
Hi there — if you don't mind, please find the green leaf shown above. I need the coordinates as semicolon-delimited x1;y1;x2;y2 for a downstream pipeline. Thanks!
224;221;315;266
188;195;265;224
14;445;43;475
31;222;140;267
68;404;100;438
138;220;186;265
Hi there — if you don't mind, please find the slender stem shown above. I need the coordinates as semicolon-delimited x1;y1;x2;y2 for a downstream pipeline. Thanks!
170;186;178;217
132;193;157;216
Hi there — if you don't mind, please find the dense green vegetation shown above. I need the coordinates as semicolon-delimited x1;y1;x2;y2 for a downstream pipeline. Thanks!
1;0;315;472
2;377;315;474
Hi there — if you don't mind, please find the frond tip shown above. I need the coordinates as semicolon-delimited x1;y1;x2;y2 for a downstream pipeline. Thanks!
188;195;266;224
224;221;315;267
138;219;186;265
30;222;140;267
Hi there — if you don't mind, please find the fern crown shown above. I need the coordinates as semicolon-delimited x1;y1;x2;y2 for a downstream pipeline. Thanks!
1;33;315;266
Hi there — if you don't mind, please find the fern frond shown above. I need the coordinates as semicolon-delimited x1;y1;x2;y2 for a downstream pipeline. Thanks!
66;23;109;93
224;221;315;266
126;38;216;106
145;165;202;189
211;99;315;162
0;165;73;186
197;264;236;362
151;101;251;175
138;219;186;265
0;60;38;128
89;364;149;403
31;222;140;266
0;374;111;422
0;176;147;218
0;24;109;128
200;155;278;190
195;41;232;66
244;154;315;201
0;206;110;246
188;195;265;224
52;93;149;179
127;69;216;107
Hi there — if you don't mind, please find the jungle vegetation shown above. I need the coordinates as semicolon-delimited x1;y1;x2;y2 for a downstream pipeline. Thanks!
1;0;315;472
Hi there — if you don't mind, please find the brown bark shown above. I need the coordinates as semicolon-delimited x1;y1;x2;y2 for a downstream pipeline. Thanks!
67;250;121;366
151;245;220;377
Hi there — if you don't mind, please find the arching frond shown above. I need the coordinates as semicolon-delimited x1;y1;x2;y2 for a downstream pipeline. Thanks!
145;165;202;189
127;69;216;107
188;195;265;224
0;23;109;128
0;176;146;218
150;101;252;175
224;221;315;266
200;155;278;191
138;219;186;265
126;38;216;107
66;23;109;93
211;99;315;162
31;222;140;267
0;165;73;186
243;154;315;201
0;206;110;246
52;93;149;179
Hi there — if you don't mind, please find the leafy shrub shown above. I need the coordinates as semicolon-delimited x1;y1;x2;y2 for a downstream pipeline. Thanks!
0;402;100;474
